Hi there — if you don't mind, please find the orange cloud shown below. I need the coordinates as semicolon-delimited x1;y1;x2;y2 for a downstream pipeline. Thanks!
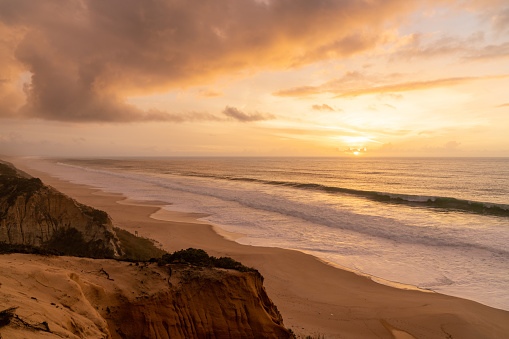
465;42;509;61
1;0;507;122
274;86;320;98
312;104;336;112
334;75;509;98
0;0;421;122
222;106;275;122
275;73;509;98
198;88;224;98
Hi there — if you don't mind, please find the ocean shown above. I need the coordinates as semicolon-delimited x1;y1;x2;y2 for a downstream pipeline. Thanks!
26;157;509;311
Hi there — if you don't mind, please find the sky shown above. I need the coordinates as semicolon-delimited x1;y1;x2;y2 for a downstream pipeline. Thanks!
1;0;508;157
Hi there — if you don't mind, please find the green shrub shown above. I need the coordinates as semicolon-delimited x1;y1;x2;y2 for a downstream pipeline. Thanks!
114;227;166;261
213;256;252;272
157;248;260;275
161;248;212;266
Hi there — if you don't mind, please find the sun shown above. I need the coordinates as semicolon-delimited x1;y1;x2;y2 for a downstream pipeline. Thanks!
353;151;360;155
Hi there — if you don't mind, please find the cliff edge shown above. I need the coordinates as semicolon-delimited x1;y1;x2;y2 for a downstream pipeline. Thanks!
0;161;122;258
0;160;292;338
0;254;292;338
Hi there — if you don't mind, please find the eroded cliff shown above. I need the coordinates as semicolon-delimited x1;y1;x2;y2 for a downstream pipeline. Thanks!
0;254;292;339
0;161;292;338
0;161;122;258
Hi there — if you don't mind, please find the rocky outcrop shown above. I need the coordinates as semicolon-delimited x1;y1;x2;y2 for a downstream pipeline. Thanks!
0;254;292;339
0;161;122;258
114;268;289;338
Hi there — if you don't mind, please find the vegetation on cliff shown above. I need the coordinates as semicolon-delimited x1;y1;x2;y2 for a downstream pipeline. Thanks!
114;226;166;261
0;160;122;258
0;161;252;270
43;227;115;258
157;247;261;275
0;254;292;338
0;163;44;212
0;161;291;338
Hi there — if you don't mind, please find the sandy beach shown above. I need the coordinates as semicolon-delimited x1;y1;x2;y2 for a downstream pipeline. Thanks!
11;158;509;339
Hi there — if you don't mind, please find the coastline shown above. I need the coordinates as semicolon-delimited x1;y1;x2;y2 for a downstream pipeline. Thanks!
10;157;509;338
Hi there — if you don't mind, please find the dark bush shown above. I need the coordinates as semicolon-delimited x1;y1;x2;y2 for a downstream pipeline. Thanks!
78;203;109;224
0;242;58;256
0;168;44;206
43;228;114;259
157;248;259;275
213;256;251;272
161;248;212;266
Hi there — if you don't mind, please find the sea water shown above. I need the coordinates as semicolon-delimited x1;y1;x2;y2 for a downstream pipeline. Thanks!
25;157;509;311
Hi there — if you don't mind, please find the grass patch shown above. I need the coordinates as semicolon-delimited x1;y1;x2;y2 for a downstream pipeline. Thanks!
114;227;166;261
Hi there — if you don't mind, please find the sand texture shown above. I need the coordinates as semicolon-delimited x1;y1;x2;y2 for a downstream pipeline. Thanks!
0;254;290;338
9;158;509;339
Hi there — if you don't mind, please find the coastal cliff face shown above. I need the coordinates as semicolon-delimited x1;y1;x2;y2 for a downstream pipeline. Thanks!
0;161;291;338
114;268;288;338
0;161;122;257
0;254;292;339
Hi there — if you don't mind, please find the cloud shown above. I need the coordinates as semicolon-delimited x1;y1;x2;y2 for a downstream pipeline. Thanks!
391;30;509;62
334;75;509;97
335;77;476;98
222;106;275;122
273;86;319;98
489;6;509;34
391;32;485;61
273;70;376;98
495;103;509;108
197;88;223;98
312;104;335;112
0;0;422;122
421;140;463;153
464;42;509;60
445;140;461;149
274;71;509;98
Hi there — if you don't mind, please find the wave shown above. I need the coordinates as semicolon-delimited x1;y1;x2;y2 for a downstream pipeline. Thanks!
57;161;509;218
51;161;509;255
180;172;509;217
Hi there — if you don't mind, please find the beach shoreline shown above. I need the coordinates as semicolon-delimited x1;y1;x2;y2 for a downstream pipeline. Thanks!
9;157;509;338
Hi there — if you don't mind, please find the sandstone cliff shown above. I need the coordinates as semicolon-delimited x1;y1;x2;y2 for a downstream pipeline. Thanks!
0;161;292;338
0;161;122;258
0;254;292;339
